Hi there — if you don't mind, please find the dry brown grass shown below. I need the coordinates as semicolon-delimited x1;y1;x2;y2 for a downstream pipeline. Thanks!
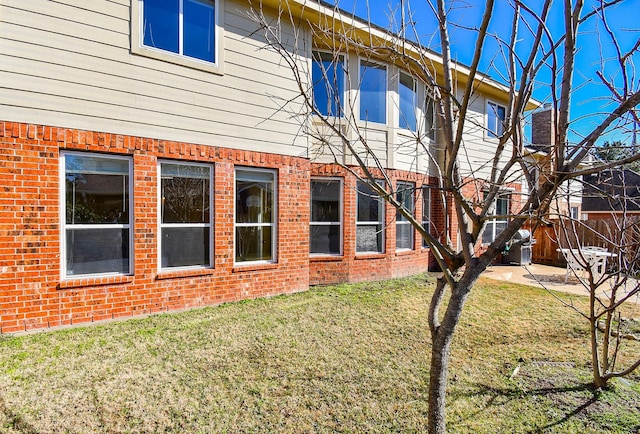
0;275;638;433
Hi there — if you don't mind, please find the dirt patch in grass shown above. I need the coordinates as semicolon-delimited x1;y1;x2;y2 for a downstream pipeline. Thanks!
0;274;638;433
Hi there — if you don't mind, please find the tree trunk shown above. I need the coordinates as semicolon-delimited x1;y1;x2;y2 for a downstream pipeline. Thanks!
427;321;454;434
427;276;476;433
590;317;607;389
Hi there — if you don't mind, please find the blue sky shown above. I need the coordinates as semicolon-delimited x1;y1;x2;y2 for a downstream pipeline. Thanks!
335;0;639;145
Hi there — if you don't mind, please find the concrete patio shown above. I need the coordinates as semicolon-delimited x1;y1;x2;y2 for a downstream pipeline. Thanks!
482;263;640;303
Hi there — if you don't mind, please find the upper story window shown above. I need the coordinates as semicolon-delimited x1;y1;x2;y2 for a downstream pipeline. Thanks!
62;152;132;278
359;61;387;124
399;72;417;131
312;52;345;117
356;180;385;253
131;0;224;74
570;206;579;220
137;0;219;68
310;179;342;255
482;192;510;244
235;168;277;263
487;101;506;138
425;94;436;140
160;162;212;269
396;181;415;250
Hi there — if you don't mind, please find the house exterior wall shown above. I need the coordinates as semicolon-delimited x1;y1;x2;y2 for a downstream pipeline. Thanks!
0;0;308;157
0;121;442;332
0;121;312;333
0;0;517;333
308;164;439;286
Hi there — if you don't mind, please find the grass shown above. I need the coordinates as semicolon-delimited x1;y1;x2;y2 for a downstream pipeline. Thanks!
0;275;639;433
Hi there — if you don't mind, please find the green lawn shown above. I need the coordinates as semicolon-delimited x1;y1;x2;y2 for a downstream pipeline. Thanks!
1;275;639;433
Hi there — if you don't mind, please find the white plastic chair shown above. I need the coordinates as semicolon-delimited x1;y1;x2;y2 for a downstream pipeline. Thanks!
565;251;586;283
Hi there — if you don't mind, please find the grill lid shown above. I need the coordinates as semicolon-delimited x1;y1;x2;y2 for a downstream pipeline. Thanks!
512;229;531;241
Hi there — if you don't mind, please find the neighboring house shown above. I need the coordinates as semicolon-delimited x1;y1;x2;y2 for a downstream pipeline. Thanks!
582;168;640;219
526;104;583;222
0;0;524;333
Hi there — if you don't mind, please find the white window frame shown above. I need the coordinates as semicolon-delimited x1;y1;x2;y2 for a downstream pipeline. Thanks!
358;59;388;124
425;93;437;141
486;100;506;139
422;186;432;248
60;151;133;279
131;0;224;75
158;160;213;271
356;180;385;254
310;177;343;256
234;167;277;264
398;72;417;132
483;192;510;244
396;181;415;251
570;206;579;220
312;51;346;118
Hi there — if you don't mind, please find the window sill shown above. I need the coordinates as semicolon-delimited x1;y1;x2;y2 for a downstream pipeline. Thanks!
356;120;387;130
156;268;215;280
58;274;134;289
233;262;278;273
355;253;386;260
132;45;224;75
310;255;344;262
398;127;418;136
395;249;415;256
484;135;501;142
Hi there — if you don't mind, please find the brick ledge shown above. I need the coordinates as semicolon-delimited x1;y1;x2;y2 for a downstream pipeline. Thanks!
58;275;134;289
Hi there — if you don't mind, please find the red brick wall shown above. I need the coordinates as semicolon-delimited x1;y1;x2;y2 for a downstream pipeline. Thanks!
0;121;310;333
308;165;435;285
1;121;443;333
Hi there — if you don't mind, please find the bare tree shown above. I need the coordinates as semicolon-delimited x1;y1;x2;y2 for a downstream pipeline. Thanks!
555;166;640;389
249;0;640;432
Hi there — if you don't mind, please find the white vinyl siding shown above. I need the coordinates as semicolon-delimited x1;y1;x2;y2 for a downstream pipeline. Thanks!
0;0;307;157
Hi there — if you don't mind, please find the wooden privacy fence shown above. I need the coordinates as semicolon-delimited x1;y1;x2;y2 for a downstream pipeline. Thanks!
532;225;560;265
532;217;640;266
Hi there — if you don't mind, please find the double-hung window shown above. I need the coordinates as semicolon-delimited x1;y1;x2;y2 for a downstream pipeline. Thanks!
159;162;212;269
396;181;415;250
235;169;276;263
399;72;417;131
570;206;579;220
141;0;217;64
422;186;432;247
62;152;132;278
425;94;436;140
356;180;385;253
359;61;387;124
482;192;510;244
487;101;506;138
312;52;345;117
310;179;342;255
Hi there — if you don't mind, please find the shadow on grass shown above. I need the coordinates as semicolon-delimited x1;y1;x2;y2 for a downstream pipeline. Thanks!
453;381;600;433
0;394;40;434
